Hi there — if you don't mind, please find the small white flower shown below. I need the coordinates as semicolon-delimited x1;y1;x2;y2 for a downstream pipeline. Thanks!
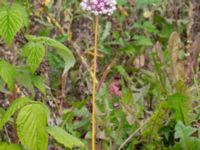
80;0;117;16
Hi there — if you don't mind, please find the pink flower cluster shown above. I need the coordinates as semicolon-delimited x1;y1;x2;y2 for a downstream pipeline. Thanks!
109;80;122;97
80;0;117;16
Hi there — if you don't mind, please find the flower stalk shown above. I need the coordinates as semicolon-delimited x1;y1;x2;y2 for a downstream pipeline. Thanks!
80;1;117;149
92;15;99;150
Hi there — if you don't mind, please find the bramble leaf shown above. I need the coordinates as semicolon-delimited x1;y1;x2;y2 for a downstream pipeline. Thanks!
0;143;24;150
11;3;29;27
32;76;46;94
16;68;46;95
0;142;7;149
22;42;45;73
47;126;84;149
0;60;16;91
25;35;76;74
0;4;23;45
0;97;32;130
16;103;48;150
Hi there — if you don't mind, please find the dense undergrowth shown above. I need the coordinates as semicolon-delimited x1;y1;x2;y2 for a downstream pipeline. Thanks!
0;0;200;150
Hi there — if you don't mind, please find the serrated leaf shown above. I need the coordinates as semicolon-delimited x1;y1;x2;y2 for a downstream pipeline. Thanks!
0;5;23;45
25;35;76;74
175;121;199;149
17;104;48;150
11;3;29;27
16;67;46;95
175;121;196;139
32;76;46;94
22;42;45;73
0;97;32;130
0;60;16;91
16;68;34;95
47;126;84;149
167;93;190;124
41;37;75;74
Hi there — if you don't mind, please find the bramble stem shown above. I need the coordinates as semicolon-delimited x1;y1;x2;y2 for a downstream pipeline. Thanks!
92;15;98;150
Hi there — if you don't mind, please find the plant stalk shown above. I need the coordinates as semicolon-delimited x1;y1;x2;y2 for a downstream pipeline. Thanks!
92;16;99;150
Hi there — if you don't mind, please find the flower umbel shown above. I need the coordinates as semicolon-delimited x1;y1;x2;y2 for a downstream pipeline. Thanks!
80;0;117;16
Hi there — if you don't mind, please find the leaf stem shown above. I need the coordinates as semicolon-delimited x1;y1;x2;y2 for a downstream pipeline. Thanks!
92;15;99;150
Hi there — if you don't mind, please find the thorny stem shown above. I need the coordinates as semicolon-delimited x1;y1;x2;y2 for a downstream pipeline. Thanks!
92;16;98;150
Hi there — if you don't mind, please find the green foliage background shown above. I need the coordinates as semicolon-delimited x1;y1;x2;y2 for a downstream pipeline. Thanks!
0;0;200;150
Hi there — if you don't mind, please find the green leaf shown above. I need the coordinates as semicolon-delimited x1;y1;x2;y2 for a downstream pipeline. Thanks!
175;121;196;139
41;37;75;74
0;143;25;150
0;4;23;45
0;142;7;149
11;3;29;27
16;103;48;150
175;121;200;149
115;65;132;82
16;67;46;95
167;93;190;124
0;78;7;94
25;35;76;74
143;21;157;33
178;50;186;60
16;68;34;95
7;144;25;150
136;0;161;6
47;126;84;149
0;60;16;91
121;89;134;106
133;35;153;46
100;21;112;43
117;0;127;5
0;97;32;130
22;42;45;73
32;76;46;94
187;138;200;150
